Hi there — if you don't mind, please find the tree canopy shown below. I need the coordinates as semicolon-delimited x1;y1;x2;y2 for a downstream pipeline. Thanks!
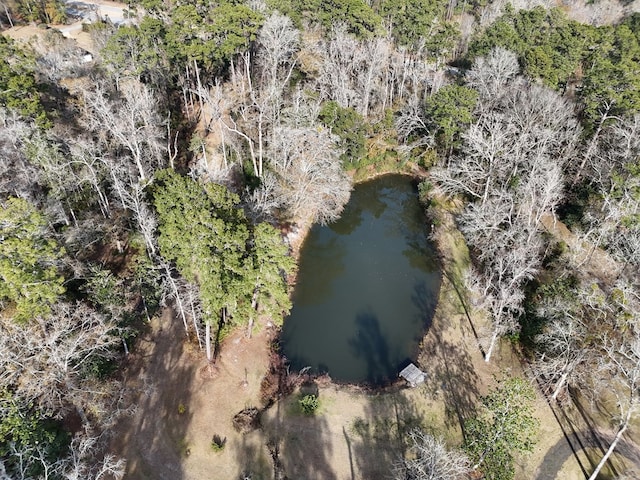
0;36;47;125
468;7;640;127
464;377;539;480
165;1;263;75
1;0;639;476
0;197;64;323
152;169;293;336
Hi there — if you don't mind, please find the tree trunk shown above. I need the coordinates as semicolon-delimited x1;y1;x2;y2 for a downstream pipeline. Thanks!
257;111;264;178
189;295;202;350
65;380;90;426
212;308;226;360
182;81;191;121
205;322;212;362
552;371;568;400
194;59;206;128
95;182;110;218
4;3;14;27
572;103;611;186
200;141;208;167
133;153;146;182
219;120;228;167
246;283;260;339
165;270;189;334
588;422;628;480
485;329;499;362
141;294;151;322
247;316;254;339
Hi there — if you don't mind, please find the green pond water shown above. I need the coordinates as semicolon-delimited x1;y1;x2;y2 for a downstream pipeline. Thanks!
281;175;442;385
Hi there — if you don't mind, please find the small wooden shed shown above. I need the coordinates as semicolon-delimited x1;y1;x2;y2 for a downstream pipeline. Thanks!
399;363;426;387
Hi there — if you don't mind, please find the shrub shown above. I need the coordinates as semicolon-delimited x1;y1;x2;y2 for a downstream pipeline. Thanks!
211;434;226;452
298;394;319;415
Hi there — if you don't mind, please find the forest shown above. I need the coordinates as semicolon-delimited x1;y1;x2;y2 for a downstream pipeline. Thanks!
0;0;639;478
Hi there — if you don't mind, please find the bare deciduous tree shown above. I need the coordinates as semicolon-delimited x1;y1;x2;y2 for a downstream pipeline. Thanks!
315;25;391;116
534;292;592;400
160;262;203;349
81;80;166;182
33;30;91;83
256;12;299;101
533;273;640;477
433;49;581;361
392;429;471;480
68;141;111;217
0;302;121;420
63;434;126;480
0;109;41;202
195;15;299;180
572;114;640;282
465;256;525;362
270;124;351;224
590;329;640;480
465;47;519;108
0;1;14;27
23;131;114;220
245;170;280;221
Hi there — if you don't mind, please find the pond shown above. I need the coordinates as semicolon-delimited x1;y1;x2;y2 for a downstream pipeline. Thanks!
280;174;442;385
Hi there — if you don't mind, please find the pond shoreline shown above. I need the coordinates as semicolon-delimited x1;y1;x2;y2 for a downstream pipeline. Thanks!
277;164;441;391
115;162;583;480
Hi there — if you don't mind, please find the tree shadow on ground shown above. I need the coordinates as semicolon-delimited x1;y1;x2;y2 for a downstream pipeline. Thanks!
112;308;197;480
424;330;480;440
536;393;640;480
441;265;485;357
532;387;640;480
347;390;426;479
261;385;337;480
411;245;481;439
233;430;272;480
536;429;640;480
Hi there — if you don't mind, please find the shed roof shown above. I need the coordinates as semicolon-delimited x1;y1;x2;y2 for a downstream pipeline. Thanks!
399;363;426;387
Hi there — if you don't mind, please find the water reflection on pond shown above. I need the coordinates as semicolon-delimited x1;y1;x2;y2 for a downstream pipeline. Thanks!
281;175;441;385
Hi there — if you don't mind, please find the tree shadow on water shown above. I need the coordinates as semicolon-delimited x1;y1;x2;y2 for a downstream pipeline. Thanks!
402;223;442;273
348;310;395;384
293;234;346;307
412;280;440;335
